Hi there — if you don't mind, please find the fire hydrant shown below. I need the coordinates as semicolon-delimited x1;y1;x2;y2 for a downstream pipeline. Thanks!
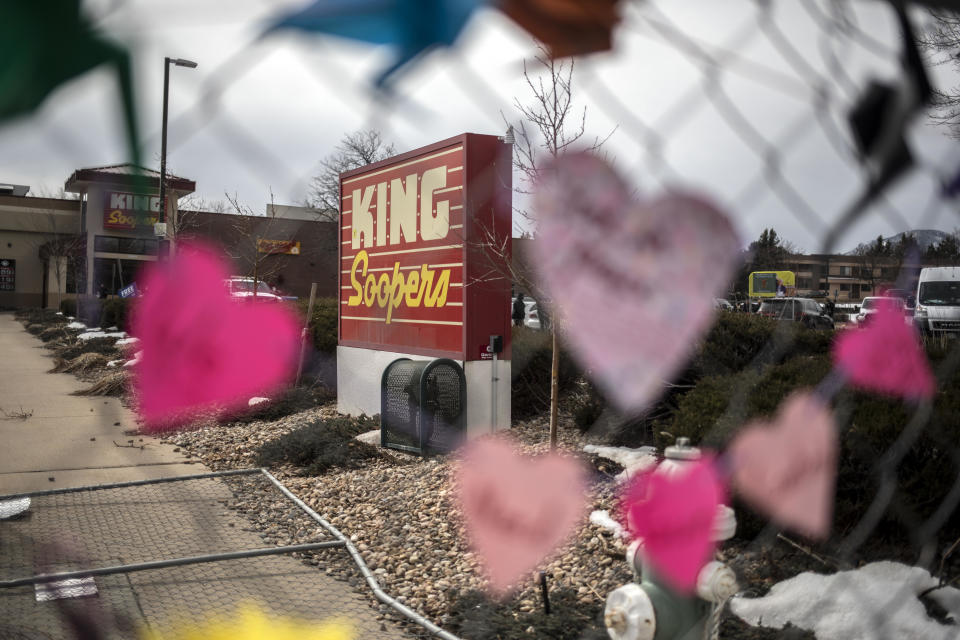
604;438;739;640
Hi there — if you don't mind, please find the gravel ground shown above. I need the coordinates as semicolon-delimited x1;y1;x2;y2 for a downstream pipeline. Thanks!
20;311;803;638
161;408;638;638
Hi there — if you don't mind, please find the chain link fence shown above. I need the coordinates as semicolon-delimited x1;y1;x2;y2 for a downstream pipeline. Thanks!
5;1;960;638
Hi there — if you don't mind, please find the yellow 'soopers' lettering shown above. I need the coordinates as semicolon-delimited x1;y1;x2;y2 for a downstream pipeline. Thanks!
348;250;367;305
348;251;450;322
405;270;422;307
426;268;450;307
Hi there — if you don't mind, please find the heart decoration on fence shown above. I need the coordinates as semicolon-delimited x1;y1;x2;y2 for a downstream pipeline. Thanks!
130;243;301;431
621;457;724;593
532;151;741;413
833;305;934;401
457;437;587;595
728;391;838;539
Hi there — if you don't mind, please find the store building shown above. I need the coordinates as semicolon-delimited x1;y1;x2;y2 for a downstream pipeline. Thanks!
0;165;339;310
64;163;196;298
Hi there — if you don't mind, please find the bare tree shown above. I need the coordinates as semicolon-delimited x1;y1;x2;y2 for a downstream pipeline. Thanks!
920;11;960;136
223;190;298;299
174;194;229;237
497;45;615;449
852;235;891;293
307;130;395;221
27;189;83;312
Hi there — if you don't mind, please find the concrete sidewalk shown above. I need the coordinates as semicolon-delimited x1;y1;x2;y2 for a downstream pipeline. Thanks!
0;312;412;638
0;312;203;493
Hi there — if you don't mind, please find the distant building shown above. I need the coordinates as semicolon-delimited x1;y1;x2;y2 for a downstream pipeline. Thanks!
778;254;925;302
0;165;338;310
510;238;946;305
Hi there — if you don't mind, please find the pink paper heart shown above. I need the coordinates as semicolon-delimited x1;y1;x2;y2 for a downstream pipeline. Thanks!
622;457;724;593
457;438;587;595
532;152;740;412
833;305;934;400
130;243;300;431
729;391;837;539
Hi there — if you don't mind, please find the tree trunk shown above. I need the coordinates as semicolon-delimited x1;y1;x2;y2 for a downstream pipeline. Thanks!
549;323;559;450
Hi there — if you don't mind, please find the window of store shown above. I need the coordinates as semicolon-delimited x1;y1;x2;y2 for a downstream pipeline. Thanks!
94;235;158;256
93;258;148;296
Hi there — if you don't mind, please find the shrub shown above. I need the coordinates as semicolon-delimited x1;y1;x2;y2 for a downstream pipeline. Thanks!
39;326;69;343
51;353;111;374
99;298;132;331
446;588;605;640
54;337;121;361
296;297;338;354
658;354;832;449
571;378;606;432
510;326;582;420
256;414;381;474
691;312;834;378
62;296;103;326
226;384;334;424
73;370;128;396
657;342;960;545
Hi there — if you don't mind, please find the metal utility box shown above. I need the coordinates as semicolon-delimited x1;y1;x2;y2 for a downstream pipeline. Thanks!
380;358;466;454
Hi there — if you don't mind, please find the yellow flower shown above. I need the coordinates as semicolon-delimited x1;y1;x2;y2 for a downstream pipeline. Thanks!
141;605;353;640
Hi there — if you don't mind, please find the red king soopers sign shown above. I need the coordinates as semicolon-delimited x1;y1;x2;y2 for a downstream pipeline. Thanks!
338;134;513;360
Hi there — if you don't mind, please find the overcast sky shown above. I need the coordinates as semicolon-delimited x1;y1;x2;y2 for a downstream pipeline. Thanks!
2;0;959;253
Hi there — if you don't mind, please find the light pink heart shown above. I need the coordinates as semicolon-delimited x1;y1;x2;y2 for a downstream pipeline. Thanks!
622;457;724;593
532;152;741;413
457;438;587;595
729;391;837;539
833;305;934;400
130;242;301;431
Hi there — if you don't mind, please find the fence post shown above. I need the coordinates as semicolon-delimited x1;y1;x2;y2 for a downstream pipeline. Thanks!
295;282;318;387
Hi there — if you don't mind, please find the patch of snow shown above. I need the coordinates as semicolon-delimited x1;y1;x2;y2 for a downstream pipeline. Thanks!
248;397;270;407
107;359;123;368
731;561;960;640
55;312;63;316
116;337;139;346
106;326;119;331
589;510;627;538
77;331;126;341
66;322;86;330
123;351;142;368
583;444;657;481
355;429;381;446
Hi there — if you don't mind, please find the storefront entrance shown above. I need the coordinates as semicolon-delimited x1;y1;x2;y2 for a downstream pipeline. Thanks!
92;234;158;296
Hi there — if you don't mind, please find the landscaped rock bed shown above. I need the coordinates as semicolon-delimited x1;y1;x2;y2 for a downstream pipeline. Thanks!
15;308;829;639
165;412;632;638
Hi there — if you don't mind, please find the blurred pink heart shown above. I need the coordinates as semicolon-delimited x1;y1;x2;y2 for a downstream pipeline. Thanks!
457;438;587;595
130;243;300;431
532;152;740;412
729;391;837;539
833;305;934;400
623;457;724;593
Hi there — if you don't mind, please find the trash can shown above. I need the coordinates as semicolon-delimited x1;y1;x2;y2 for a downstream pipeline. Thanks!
380;358;466;454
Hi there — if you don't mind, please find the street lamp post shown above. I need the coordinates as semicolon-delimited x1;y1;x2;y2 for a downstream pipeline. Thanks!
158;57;197;239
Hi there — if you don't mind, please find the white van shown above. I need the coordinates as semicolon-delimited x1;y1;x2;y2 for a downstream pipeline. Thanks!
915;267;960;334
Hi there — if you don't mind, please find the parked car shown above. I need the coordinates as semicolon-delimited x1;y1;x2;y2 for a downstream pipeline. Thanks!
225;277;282;303
758;297;834;329
856;296;906;327
714;298;734;311
915;266;960;335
